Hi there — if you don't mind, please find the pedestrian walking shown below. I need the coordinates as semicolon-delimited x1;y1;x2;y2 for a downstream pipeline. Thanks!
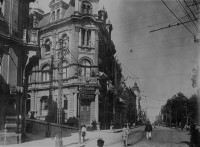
122;125;129;146
190;123;200;147
145;121;153;140
81;124;87;143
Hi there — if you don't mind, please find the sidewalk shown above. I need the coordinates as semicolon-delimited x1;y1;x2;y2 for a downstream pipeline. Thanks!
4;127;140;147
1;129;122;147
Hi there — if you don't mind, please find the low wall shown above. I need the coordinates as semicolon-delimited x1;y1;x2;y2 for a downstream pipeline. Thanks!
26;119;78;137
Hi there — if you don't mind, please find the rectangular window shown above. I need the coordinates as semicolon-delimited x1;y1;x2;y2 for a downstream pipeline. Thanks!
64;99;68;109
81;29;85;45
87;30;91;46
86;106;89;111
81;106;83;111
63;68;67;79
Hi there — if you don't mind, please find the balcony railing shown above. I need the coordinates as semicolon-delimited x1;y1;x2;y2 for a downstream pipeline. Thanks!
23;29;39;46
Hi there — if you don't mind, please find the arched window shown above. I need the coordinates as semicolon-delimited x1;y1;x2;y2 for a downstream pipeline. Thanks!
57;9;60;20
44;39;51;52
40;96;48;116
81;59;91;77
62;34;69;49
63;61;68;79
81;1;92;14
42;65;50;81
52;11;55;22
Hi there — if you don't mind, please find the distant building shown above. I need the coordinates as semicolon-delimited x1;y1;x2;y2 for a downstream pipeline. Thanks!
27;0;114;126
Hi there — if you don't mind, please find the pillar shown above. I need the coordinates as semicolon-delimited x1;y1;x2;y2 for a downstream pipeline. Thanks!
91;30;95;47
73;92;78;117
78;28;81;46
95;91;99;122
30;91;35;111
84;29;87;46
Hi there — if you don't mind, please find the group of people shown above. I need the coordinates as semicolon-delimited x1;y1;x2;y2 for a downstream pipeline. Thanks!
81;124;105;147
122;121;153;146
82;121;199;147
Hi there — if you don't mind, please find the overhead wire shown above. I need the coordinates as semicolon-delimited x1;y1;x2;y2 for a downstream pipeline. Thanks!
161;0;195;36
193;0;199;10
176;0;199;32
184;0;197;19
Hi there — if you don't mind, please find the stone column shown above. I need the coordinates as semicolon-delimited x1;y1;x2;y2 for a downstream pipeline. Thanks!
73;91;78;117
38;97;41;116
95;90;100;130
95;90;99;122
91;30;95;47
78;28;81;46
30;91;35;111
84;29;87;45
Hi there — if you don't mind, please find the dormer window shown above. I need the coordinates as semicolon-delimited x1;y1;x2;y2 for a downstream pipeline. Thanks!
57;9;60;20
82;1;92;14
44;39;51;52
52;11;55;22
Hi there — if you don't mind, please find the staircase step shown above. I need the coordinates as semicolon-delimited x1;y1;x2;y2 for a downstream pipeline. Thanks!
5;124;17;128
5;116;17;120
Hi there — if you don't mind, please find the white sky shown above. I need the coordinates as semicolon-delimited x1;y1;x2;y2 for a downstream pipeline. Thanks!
36;0;199;122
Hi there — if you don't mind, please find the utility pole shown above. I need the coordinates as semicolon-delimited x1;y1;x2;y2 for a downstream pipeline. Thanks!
170;105;172;127
55;39;64;147
45;42;53;137
113;58;117;124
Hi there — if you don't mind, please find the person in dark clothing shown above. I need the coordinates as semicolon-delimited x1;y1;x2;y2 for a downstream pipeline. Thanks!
190;123;200;147
145;121;153;140
97;138;104;147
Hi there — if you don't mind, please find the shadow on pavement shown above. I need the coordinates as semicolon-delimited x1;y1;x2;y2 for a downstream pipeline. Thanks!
179;141;190;146
24;129;78;143
63;138;90;147
63;142;79;147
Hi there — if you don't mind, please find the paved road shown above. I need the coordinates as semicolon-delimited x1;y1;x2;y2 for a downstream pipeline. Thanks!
127;126;190;147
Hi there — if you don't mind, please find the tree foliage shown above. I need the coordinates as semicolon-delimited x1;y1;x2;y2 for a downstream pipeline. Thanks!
161;92;198;125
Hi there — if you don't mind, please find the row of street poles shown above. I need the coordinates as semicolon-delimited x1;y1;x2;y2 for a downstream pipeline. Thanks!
43;37;90;146
42;38;69;147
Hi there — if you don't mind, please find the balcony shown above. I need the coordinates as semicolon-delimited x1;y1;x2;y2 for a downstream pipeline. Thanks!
23;29;39;51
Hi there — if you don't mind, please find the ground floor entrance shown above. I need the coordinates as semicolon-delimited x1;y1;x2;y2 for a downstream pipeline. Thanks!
80;106;90;126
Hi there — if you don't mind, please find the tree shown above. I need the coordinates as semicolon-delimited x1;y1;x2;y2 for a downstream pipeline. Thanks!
162;92;188;126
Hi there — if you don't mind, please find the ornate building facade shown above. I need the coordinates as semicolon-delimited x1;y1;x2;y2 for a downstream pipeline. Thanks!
27;0;112;126
0;0;36;142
